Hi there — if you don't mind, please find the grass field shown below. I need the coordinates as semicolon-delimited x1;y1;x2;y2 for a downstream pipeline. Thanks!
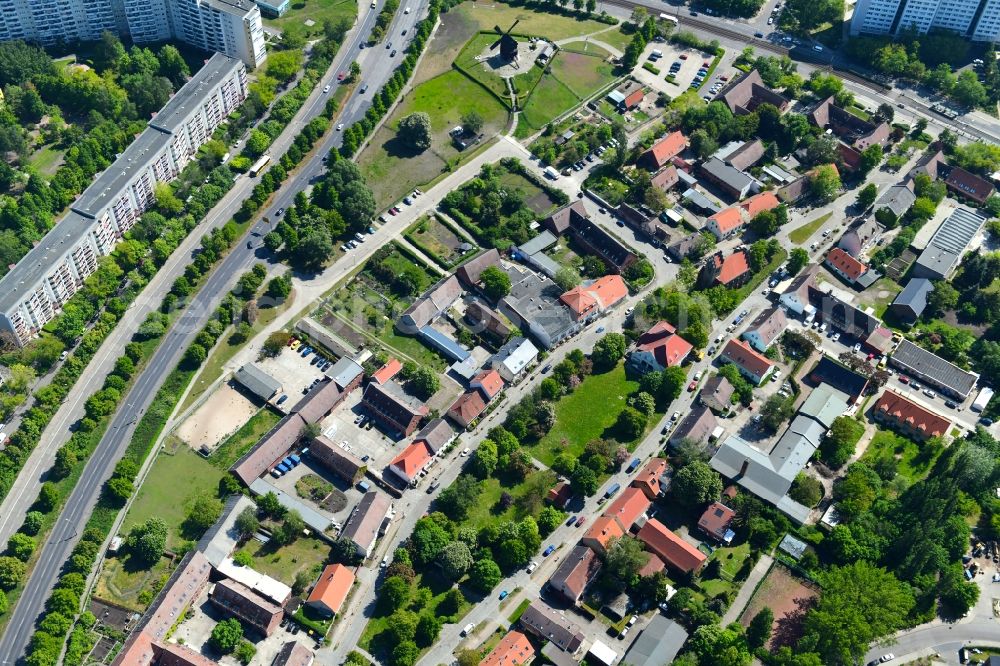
95;554;174;611
405;215;472;267
454;33;514;103
528;362;639;467
240;535;329;586
593;26;631;52
459;469;558;531
518;74;579;136
122;447;226;550
515;48;616;137
211;407;282;469
264;0;357;41
453;2;611;41
549;47;615;98
28;145;64;176
860;429;940;484
857;277;903;319
788;212;833;245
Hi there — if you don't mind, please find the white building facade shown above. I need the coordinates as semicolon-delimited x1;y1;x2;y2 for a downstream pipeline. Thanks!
850;0;1000;41
0;53;248;346
0;0;266;68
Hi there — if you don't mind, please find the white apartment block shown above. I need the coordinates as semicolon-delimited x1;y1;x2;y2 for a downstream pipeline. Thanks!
0;53;248;347
850;0;1000;41
0;0;266;68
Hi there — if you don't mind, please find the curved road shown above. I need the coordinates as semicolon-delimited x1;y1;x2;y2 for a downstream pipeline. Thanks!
0;1;428;661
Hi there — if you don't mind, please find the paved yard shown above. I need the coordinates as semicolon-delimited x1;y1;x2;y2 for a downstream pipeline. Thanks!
256;345;331;407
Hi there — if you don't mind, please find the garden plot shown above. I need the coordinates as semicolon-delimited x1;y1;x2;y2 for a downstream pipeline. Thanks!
406;214;477;268
739;563;819;649
175;383;258;452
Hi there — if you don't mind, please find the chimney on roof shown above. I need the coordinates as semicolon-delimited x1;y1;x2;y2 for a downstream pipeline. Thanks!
738;459;749;477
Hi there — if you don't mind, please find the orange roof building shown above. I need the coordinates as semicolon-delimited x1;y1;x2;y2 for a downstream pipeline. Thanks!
629;321;693;373
560;275;628;322
632;457;668;499
825;247;869;284
740;191;780;218
447;390;487;429
581;515;625;554
306;564;355;617
372;358;402;385
715;251;751;286
603;487;651;531
719;339;775;385
387;440;434;484
872;390;951;441
471;369;505;401
481;630;536;666
639;131;687;170
637;518;707;574
707;206;746;241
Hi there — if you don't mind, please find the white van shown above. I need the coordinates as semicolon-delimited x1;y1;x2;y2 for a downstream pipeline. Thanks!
544;166;560;180
461;623;476;637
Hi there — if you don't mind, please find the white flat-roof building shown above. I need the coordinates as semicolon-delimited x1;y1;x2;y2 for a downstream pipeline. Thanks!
0;0;266;68
0;53;248;347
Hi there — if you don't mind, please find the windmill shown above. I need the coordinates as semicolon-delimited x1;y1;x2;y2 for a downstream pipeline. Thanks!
490;19;521;64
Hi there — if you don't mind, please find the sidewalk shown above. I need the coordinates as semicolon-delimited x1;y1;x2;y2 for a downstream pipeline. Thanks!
722;553;773;625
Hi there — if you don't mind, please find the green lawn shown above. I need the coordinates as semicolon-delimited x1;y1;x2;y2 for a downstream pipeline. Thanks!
454;33;515;103
264;0;358;41
710;542;751;580
95;554;174;611
592;26;631;52
788;212;833;245
459;469;558;531
122;446;226;550
857;277;903;319
398;70;510;136
528;362;639;466
548;48;616;100
28;145;64;176
518;73;580;136
240;535;330;586
211;407;282;469
860;429;940;484
452;1;611;41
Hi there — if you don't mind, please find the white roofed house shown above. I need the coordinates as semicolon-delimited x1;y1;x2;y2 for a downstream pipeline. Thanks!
490;337;539;382
740;307;787;353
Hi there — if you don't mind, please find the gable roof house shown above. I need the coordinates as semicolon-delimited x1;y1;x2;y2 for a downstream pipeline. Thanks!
637;518;707;573
720;339;776;385
310;436;366;484
839;217;883;258
210;578;284;637
559;275;628;322
887;277;933;323
621;616;689;666
542;200;590;236
607;80;645;111
825;247;878;288
397;275;462;333
809;356;870;402
448;390;488;429
499;265;577;349
547;545;602;604
669;405;718;448
305;564;355;617
632;458;668;499
341;491;392;559
471;369;505;402
699;158;758;201
326;357;364;393
667;233;706;262
603;487;652;532
628;321;693;373
913;150;995;205
412;418;455;454
490;336;539;382
809;96;890;150
566;210;638;274
465;298;514;341
713;69;789;115
698;502;736;544
698;250;751;289
639;131;687;171
706;206;746;240
514;230;561;279
741;306;787;353
456;248;501;288
651;165;680;192
808;287;882;340
272;642;315;666
581;515;625;554
779;265;819;316
740;190;781;218
872;390;951;441
890;339;979;399
874;183;915;224
700;375;735;414
234;363;282;402
481;630;536;666
519;601;586;653
371;358;403;385
721;139;766;171
388;440;435;485
361;381;428;438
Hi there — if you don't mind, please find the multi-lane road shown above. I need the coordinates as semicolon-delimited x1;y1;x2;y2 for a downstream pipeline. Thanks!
0;1;430;661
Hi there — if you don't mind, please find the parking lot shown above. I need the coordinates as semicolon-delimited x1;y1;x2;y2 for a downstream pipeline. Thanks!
318;391;402;470
256;342;332;409
636;42;738;102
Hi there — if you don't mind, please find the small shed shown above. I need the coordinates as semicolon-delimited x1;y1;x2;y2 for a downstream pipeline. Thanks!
234;364;282;402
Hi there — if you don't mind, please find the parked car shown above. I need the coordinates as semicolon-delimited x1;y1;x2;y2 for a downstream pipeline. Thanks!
575;516;586;527
499;590;509;600
527;561;538;573
543;545;556;557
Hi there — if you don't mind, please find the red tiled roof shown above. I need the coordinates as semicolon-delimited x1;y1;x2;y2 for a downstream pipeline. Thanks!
372;358;402;384
637;518;706;573
651;165;680;191
945;165;994;203
472;369;505;400
873;390;951;438
481;630;536;666
306;564;355;615
636;320;693;368
825;247;868;282
632;458;667;499
623;88;645;109
560;286;598;319
603;487;651;531
582;515;625;552
698;502;735;541
709;206;744;234
448;391;487;427
389;441;434;478
716;251;750;286
721;339;775;379
643;131;687;169
638;552;665;577
741;191;780;218
589;275;628;308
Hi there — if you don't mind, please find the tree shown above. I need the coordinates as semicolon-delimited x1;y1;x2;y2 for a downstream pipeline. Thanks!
953;70;988;108
266;274;292;300
235;641;256;665
438;474;482;521
461;110;484;135
802;561;915;665
789;473;823;507
469;558;503;592
672;461;722;508
571;464;599;496
183;494;223;538
856;183;878;210
806;134;839;166
261;331;291;359
440;541;474;580
7;533;34;562
787;247;810;276
480;266;511;300
380;576;411;612
291;228;334;271
809;164;841;203
747;607;774;649
411;516;452;564
554;266;581;291
393;641;420;666
593;333;627;370
408;366;440;400
760;395;793;432
926;280;959;317
616;406;648;440
471;439;498;478
415;613;443;647
820;416;864;468
210;618;243;653
127;518;167;564
859;144;884;174
258;491;285;519
398;112;432;150
265;48;303;82
604;536;647;588
21;511;43;537
0;556;25;590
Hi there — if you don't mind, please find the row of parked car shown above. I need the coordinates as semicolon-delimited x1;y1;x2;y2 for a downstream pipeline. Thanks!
270;452;303;478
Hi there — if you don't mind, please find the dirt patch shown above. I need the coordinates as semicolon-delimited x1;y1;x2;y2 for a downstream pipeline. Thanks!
413;8;479;85
739;563;819;650
90;599;138;632
176;384;258;451
321;487;349;513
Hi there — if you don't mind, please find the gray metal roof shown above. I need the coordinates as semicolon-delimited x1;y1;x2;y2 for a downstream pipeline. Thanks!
517;231;558;257
249;478;333;533
326;357;363;390
891;339;979;398
149;53;242;133
700;157;754;193
797;384;849;429
925;207;986;255
621;615;688;666
875;184;915;218
0;210;94;312
234;363;282;400
890;278;933;318
73;129;169;218
197;495;256;567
